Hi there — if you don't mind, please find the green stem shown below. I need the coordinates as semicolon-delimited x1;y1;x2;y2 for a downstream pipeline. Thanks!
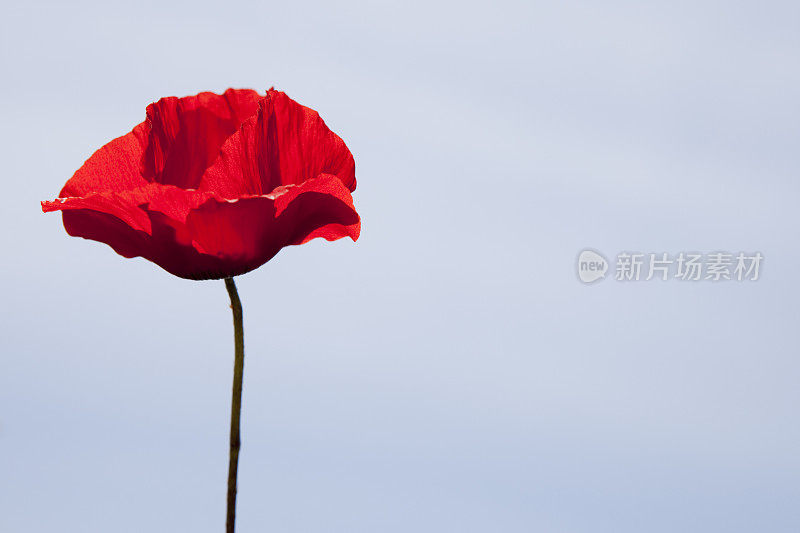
224;277;245;533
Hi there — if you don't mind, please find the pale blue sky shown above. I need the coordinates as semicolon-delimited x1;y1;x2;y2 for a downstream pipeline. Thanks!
2;1;799;531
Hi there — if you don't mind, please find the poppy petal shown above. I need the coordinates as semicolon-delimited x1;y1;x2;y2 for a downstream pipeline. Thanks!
199;89;356;197
42;184;213;275
271;173;361;245
183;174;359;278
42;174;358;280
141;88;262;189
58;126;150;198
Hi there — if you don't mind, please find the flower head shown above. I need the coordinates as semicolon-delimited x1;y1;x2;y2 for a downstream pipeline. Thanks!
42;88;359;280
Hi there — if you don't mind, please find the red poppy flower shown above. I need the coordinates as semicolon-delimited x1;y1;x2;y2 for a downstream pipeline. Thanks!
42;88;360;280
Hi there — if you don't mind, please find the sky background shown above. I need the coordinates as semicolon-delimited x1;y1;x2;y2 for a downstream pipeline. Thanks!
2;1;800;531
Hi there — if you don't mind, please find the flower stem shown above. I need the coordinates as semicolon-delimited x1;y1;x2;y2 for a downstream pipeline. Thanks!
224;277;245;533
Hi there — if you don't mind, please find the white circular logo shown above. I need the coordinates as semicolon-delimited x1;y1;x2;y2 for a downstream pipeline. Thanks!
577;249;608;283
